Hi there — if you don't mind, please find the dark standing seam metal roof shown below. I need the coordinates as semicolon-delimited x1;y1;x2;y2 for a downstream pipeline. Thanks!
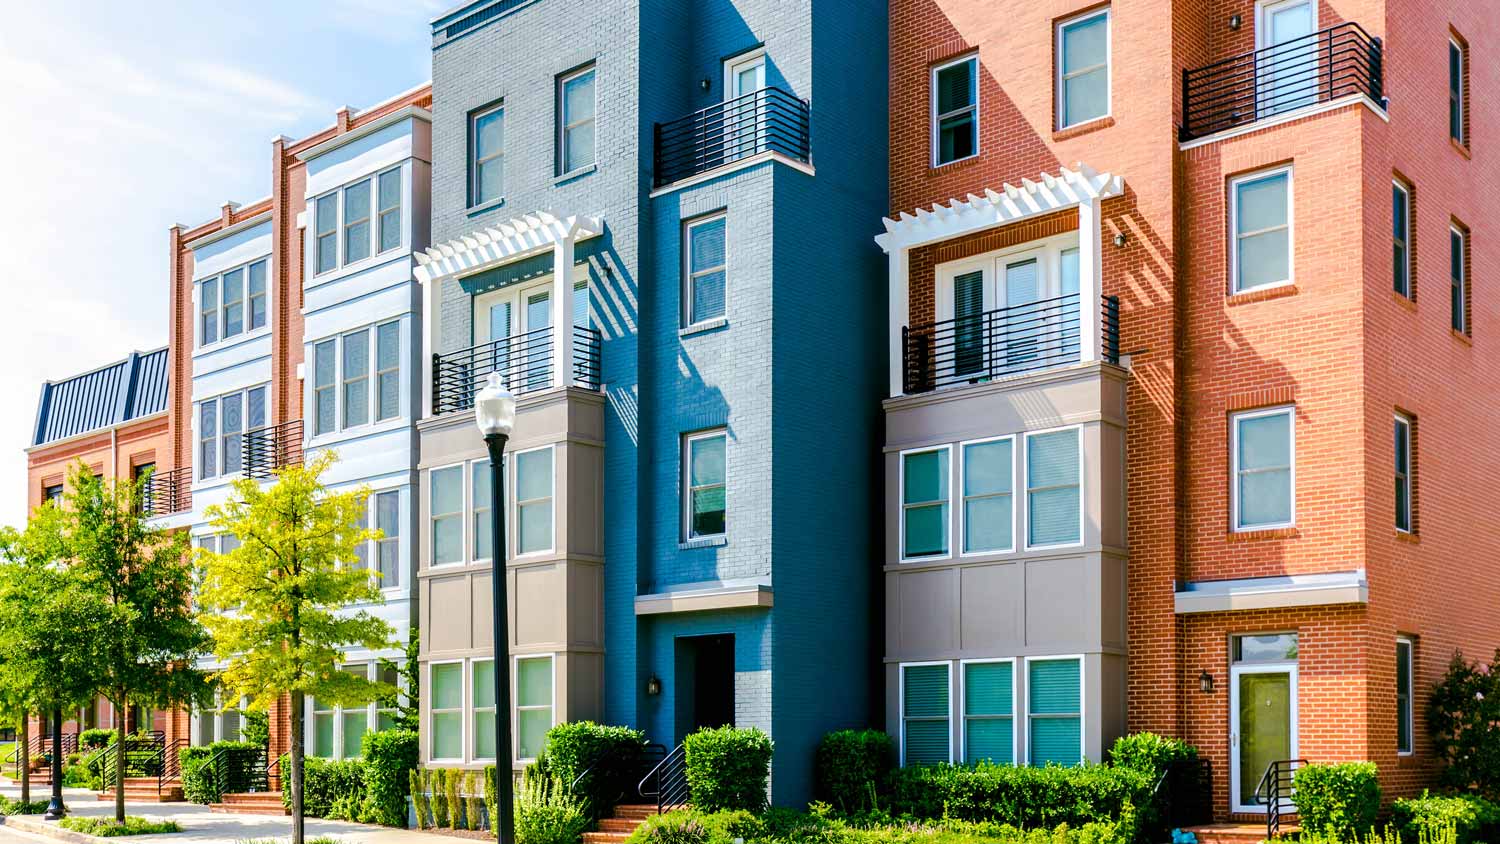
32;347;170;447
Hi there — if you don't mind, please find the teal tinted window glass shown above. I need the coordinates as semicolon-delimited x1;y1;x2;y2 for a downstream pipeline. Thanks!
1027;429;1080;546
904;449;950;557
964;661;1014;764
1028;658;1082;766
964;439;1013;553
903;664;950;765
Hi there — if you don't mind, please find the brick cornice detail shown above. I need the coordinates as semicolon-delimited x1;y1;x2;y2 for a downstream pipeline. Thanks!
1225;386;1296;412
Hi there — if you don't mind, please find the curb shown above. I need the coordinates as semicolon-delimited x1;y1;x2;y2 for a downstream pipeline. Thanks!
0;814;110;844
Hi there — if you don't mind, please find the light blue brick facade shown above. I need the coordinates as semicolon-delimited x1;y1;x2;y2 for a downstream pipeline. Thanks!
427;0;887;805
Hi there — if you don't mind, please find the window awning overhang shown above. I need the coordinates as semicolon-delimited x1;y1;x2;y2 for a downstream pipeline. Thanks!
875;163;1125;254
413;209;603;286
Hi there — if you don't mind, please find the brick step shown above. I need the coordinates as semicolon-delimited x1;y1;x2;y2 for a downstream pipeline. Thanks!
598;818;644;833
210;803;289;816
583;833;632;844
97;788;184;802
1185;824;1300;844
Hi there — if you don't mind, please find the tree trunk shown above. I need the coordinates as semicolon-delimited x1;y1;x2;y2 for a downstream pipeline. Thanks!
18;710;29;804
290;689;304;844
113;701;127;822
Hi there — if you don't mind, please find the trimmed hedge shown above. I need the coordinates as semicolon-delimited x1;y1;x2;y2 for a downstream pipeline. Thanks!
889;762;1150;831
626;808;1132;844
815;730;895;814
180;741;263;805
278;755;366;820
1392;792;1500;844
545;721;647;817
1107;733;1195;781
1293;762;1381;839
79;729;114;750
683;727;774;813
360;729;418;827
58;816;181;837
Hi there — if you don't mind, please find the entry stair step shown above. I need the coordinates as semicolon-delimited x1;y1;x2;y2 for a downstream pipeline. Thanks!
1185;823;1301;844
98;778;184;802
583;804;687;844
209;791;287;815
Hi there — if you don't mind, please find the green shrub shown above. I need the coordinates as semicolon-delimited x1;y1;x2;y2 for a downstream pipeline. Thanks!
180;741;263;805
815;730;895;814
1297;824;1457;844
58;816;182;837
544;721;647;817
683;726;773;813
516;771;590;844
626;808;1132;844
410;768;432;829
888;762;1149;830
467;769;486;831
432;768;451;828
1393;791;1500;844
0;795;49;815
1293;762;1381;839
1108;733;1196;781
360;729;418;827
80;728;115;750
486;765;500;833
1428;649;1500;799
240;711;270;747
278;755;365;819
62;763;92;787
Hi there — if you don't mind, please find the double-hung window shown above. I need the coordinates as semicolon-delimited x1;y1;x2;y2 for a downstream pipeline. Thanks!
198;259;269;346
901;662;951;765
311;694;336;758
342;328;370;428
377;168;402;253
1393;180;1412;298
472;659;496;760
315;194;338;274
962;438;1013;553
1231;167;1293;293
684;430;727;541
429;662;463;761
684;214;727;326
374;489;400;588
343;179;372;265
1396;637;1414;754
1056;8;1110;129
471;105;505;206
516;655;554;761
223;266;245;338
516;447;555;555
558;66;597;175
200;277;219;345
313;321;401;435
314;340;337;436
1028;657;1082;766
430;465;464;566
1026;428;1081;547
1450;224;1468;334
1232;406;1294;530
1449;38;1466;146
471;460;493;561
375;321;400;421
902;446;950;559
963;660;1014;764
1395;414;1413;533
199;385;267;481
932;55;977;166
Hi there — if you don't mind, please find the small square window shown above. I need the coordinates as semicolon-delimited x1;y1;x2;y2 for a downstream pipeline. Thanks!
932;56;977;166
1056;8;1110;129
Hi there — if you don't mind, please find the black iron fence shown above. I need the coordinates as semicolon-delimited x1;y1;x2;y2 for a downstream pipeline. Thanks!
432;326;602;416
244;420;304;480
902;293;1120;394
143;466;193;517
1181;22;1382;140
654;87;810;187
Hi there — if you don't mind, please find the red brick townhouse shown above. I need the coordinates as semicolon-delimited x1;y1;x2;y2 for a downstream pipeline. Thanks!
880;0;1498;820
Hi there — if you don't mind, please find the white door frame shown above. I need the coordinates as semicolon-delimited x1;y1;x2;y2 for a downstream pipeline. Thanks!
1254;0;1318;118
1254;0;1317;51
1229;661;1299;814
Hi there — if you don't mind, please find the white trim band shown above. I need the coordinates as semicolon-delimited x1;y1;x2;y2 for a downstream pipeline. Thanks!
1174;570;1368;614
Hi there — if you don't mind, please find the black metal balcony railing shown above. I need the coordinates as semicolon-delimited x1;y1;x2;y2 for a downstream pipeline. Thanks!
243;419;304;480
432;325;602;416
903;294;1120;394
654;87;811;187
1181;22;1382;141
142;466;193;517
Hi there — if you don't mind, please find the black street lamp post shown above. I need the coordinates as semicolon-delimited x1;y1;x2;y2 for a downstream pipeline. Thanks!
43;708;64;820
475;373;517;844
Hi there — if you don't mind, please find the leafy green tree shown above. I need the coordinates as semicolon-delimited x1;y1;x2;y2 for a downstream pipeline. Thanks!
1429;648;1500;799
196;452;393;844
377;629;421;733
61;464;210;821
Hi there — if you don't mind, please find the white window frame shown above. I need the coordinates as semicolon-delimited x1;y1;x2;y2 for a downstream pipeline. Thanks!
682;429;728;542
314;191;340;276
471;658;497;762
196;258;270;348
1022;425;1085;551
306;662;384;761
1396;636;1414;756
514;444;557;557
1055;7;1112;130
1229;165;1295;294
1393;179;1412;298
958;657;1018;765
341;327;371;429
1230;405;1297;532
1450;223;1467;334
898;660;954;767
1395;413;1412;534
470;103;505;208
309;320;403;437
376;166;403;255
370;488;401;591
682;212;729;328
899;443;953;563
428;462;467;569
343;178;373;265
470;458;494;564
312;170;392;275
1449;38;1465;146
513;653;556;763
722;47;766;98
1023;654;1086;767
197;384;269;481
557;65;597;177
959;435;1016;557
427;659;466;763
931;54;979;167
374;319;401;422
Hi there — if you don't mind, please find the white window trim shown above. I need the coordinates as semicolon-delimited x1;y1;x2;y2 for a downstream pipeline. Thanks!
311;168;399;276
1395;413;1412;534
513;653;556;763
1023;654;1086;766
1230;405;1296;532
470;658;497;762
1450;224;1467;334
1022;424;1085;551
309;319;404;439
682;212;729;329
196;258;271;349
341;326;372;430
958;657;1018;765
366;488;403;592
958;435;1017;557
1449;38;1465;146
557;65;597;177
307;661;386;761
197;384;270;482
314;190;342;276
427;659;467;763
343;178;373;265
376;166;405;256
374;319;402;422
934;231;1082;322
722;47;766;99
1396;636;1414;756
513;444;557;558
1229;165;1295;294
1055;7;1112;130
931;54;979;167
898;660;954;767
469;458;495;565
898;443;953;563
470;103;505;208
1393;180;1412;298
682;429;728;543
428;461;468;569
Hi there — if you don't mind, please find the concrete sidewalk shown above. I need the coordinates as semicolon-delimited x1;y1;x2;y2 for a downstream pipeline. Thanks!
0;780;446;844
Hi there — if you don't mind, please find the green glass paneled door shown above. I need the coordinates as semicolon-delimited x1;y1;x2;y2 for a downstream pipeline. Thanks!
1237;671;1292;807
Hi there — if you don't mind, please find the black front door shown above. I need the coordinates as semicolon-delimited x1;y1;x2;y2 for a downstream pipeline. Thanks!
674;634;735;740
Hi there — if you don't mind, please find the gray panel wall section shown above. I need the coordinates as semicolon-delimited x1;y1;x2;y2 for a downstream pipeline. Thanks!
881;363;1130;763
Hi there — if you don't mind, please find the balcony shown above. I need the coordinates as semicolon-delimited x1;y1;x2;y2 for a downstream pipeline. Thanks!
432;325;601;415
902;294;1120;395
654;87;810;187
244;420;305;480
142;466;192;517
1181;22;1383;141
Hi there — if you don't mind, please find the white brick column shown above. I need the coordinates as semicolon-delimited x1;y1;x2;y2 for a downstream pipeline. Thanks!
552;235;575;389
1077;195;1103;363
888;247;910;397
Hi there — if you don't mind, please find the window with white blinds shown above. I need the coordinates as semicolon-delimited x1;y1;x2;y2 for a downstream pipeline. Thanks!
902;663;951;765
1026;428;1081;547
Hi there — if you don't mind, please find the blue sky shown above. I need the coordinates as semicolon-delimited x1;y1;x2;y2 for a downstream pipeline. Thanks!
0;0;443;524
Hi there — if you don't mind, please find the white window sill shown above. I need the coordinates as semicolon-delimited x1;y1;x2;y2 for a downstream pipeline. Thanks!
680;317;728;337
467;197;506;218
555;164;596;185
194;326;272;358
679;535;727;550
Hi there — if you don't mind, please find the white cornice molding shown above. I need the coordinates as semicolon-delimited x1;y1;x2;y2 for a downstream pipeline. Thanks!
295;105;434;162
1174;570;1368;614
184;209;273;250
875;162;1125;254
414;210;603;286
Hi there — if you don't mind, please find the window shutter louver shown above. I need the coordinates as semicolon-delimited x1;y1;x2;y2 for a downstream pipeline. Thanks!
954;270;985;376
1027;429;1081;546
964;662;1013;764
903;664;950;764
1029;659;1082;766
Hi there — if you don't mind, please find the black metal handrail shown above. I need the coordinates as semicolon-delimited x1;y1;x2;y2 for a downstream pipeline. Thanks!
1150;757;1213;837
1256;758;1305;840
99;734;167;790
432;326;602;415
244;420;304;480
637;742;689;815
1182;22;1382;140
208;743;269;795
654;87;810;187
569;741;666;815
143;466;193;517
902;293;1119;394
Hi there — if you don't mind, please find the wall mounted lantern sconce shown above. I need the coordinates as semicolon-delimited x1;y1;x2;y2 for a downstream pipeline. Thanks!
700;78;712;92
646;675;663;696
1199;671;1215;693
1228;14;1243;30
1113;231;1129;248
